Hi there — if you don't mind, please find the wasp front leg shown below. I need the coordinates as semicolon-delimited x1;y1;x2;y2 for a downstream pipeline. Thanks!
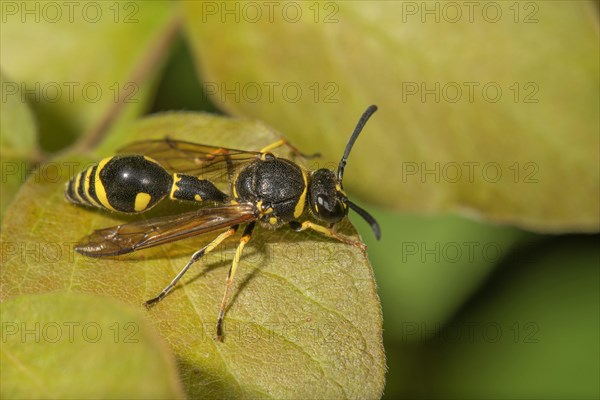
289;221;367;252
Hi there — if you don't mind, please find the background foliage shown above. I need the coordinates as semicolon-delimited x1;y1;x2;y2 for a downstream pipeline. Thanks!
1;1;598;399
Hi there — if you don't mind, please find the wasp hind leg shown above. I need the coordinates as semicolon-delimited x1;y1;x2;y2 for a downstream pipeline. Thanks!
259;139;320;159
143;225;240;308
216;221;256;342
289;220;367;252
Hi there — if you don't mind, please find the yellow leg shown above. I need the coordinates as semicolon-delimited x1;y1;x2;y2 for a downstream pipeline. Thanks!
259;139;320;159
144;225;239;308
216;221;256;341
259;139;286;153
289;221;367;252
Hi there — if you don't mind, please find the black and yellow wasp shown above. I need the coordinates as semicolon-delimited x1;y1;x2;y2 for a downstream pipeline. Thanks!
65;105;380;340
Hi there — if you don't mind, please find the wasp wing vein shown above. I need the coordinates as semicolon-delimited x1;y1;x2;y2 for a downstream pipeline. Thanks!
75;203;257;257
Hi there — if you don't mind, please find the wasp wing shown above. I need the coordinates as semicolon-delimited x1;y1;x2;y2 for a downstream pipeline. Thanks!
75;203;257;257
118;138;261;183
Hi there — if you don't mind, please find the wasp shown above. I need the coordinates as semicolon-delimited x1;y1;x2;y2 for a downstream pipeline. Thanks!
65;105;380;341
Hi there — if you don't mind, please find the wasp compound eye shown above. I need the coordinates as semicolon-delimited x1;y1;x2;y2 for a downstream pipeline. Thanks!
316;194;345;223
316;193;332;211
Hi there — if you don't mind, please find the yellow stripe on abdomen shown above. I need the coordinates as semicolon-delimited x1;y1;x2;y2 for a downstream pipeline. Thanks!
94;157;117;211
83;166;101;208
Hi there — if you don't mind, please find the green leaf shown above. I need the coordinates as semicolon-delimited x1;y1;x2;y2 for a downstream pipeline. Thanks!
404;236;599;398
0;292;184;399
0;0;176;151
0;113;385;399
0;72;39;222
182;1;599;233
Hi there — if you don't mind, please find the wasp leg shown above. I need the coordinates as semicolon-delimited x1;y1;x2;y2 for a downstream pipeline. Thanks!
259;139;320;159
169;174;229;203
143;225;240;308
216;221;256;341
289;220;367;252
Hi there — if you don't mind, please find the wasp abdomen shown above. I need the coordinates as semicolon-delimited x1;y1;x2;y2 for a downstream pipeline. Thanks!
65;155;173;213
170;174;228;203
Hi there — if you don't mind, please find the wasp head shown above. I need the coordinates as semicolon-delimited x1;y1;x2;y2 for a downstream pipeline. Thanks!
308;105;381;240
308;168;347;224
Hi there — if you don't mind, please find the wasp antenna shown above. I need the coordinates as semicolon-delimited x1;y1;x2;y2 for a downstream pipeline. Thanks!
337;105;378;186
347;200;381;240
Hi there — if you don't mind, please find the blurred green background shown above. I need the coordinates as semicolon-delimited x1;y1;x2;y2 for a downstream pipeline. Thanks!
1;1;598;399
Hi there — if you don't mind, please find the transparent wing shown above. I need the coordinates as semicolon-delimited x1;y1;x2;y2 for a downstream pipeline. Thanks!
75;203;257;257
118;138;261;183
